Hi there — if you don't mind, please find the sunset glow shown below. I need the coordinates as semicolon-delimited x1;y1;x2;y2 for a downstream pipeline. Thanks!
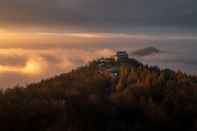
0;57;44;75
0;30;106;45
0;29;196;45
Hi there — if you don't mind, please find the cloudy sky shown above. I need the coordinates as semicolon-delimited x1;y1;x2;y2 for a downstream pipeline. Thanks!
0;0;197;88
0;0;197;30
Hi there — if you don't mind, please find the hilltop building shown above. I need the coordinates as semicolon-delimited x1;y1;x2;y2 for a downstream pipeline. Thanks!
97;51;129;78
114;51;129;62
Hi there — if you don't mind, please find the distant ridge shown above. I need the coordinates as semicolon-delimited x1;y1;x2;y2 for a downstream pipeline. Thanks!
131;46;162;57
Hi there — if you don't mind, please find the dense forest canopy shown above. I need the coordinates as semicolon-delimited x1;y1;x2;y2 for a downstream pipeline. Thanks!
0;57;197;131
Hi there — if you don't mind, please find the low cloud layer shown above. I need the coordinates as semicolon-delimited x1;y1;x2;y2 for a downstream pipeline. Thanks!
0;30;197;88
1;37;197;88
0;48;115;88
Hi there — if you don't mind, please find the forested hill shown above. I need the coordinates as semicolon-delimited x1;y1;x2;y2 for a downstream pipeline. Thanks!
1;58;197;131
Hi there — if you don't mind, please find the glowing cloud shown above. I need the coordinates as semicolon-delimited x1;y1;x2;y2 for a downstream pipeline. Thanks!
0;56;46;76
22;58;44;75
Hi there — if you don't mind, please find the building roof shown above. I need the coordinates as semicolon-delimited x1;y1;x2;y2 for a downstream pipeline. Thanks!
116;51;129;58
117;51;128;54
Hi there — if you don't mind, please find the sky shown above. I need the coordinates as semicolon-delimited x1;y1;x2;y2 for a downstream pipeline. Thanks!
0;0;197;30
0;0;197;88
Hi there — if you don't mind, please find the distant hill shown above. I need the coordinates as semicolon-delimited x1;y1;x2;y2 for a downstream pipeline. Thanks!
0;58;197;131
132;46;162;56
